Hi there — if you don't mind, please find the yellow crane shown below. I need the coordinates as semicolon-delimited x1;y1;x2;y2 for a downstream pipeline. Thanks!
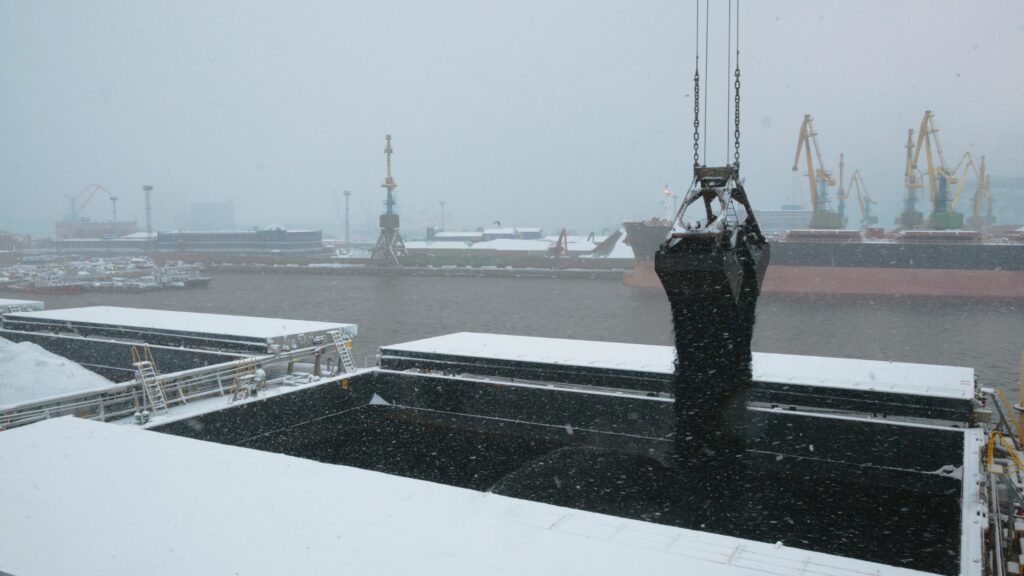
948;153;995;231
948;151;977;212
847;169;879;229
911;111;964;229
973;156;996;230
792;115;844;229
837;153;847;223
899;129;925;228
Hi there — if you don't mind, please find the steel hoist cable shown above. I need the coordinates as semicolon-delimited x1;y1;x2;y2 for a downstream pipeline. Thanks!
692;0;701;169
734;0;741;168
691;0;741;170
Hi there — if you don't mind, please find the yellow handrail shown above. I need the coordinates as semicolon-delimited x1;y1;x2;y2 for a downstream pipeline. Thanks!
988;431;1024;472
130;345;156;368
997;388;1024;446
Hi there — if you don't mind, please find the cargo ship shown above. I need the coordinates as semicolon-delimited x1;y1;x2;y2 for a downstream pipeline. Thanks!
624;220;1024;298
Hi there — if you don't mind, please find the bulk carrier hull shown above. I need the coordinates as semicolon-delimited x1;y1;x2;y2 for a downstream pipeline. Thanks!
623;221;1024;298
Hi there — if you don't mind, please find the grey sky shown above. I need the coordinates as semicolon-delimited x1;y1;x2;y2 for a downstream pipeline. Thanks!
1;0;1021;238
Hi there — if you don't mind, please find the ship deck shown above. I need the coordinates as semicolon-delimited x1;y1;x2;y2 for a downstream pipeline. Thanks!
0;416;955;576
0;325;988;574
2;305;357;353
380;332;975;424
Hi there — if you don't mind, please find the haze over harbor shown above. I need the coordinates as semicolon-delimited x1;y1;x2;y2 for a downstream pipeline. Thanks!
2;1;1022;237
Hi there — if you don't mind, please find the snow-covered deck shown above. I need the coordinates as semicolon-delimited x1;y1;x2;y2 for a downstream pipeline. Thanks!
0;298;43;313
0;336;114;408
381;332;975;401
6;305;356;339
0;417;937;576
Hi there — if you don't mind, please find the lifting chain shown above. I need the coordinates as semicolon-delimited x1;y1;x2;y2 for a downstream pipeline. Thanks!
732;0;741;167
693;68;701;169
733;67;740;166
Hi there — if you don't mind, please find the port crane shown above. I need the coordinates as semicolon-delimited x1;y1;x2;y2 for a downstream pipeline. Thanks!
792;115;843;229
947;153;995;231
846;169;878;229
836;153;849;225
910;111;964;229
835;154;878;230
971;155;995;230
899;129;925;228
65;183;118;222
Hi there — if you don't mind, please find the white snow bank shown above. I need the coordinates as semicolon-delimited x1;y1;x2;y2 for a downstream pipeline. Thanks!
0;337;114;407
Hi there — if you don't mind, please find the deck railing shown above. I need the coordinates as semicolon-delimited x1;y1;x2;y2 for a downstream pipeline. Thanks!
0;345;336;430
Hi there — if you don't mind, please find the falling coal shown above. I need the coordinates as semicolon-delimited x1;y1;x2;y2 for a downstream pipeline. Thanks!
654;166;770;469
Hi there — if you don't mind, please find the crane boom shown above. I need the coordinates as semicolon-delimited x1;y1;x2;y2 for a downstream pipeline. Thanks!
792;115;842;228
949;152;977;210
847;169;877;229
910;111;966;229
837;153;846;200
792;115;818;208
914;114;939;204
911;111;958;207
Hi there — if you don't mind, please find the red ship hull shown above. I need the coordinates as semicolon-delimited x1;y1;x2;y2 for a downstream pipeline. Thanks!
626;260;1024;298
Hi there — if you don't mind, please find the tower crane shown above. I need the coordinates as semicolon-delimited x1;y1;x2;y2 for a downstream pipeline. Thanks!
846;169;878;229
792;115;844;229
911;111;964;229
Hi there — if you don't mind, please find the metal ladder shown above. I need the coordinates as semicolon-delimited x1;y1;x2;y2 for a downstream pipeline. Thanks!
131;346;168;415
229;358;257;402
328;330;357;374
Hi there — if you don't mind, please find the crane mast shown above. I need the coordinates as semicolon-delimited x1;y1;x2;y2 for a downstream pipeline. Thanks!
955;154;996;231
949;151;977;213
836;153;847;223
899;129;925;228
911;111;964;229
792;115;843;229
847;169;878;229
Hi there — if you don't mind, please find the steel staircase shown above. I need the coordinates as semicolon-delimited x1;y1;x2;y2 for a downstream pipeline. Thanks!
328;330;357;374
131;346;168;415
229;358;257;402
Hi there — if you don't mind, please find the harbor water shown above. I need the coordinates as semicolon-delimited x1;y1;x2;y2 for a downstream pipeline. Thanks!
5;271;1021;396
